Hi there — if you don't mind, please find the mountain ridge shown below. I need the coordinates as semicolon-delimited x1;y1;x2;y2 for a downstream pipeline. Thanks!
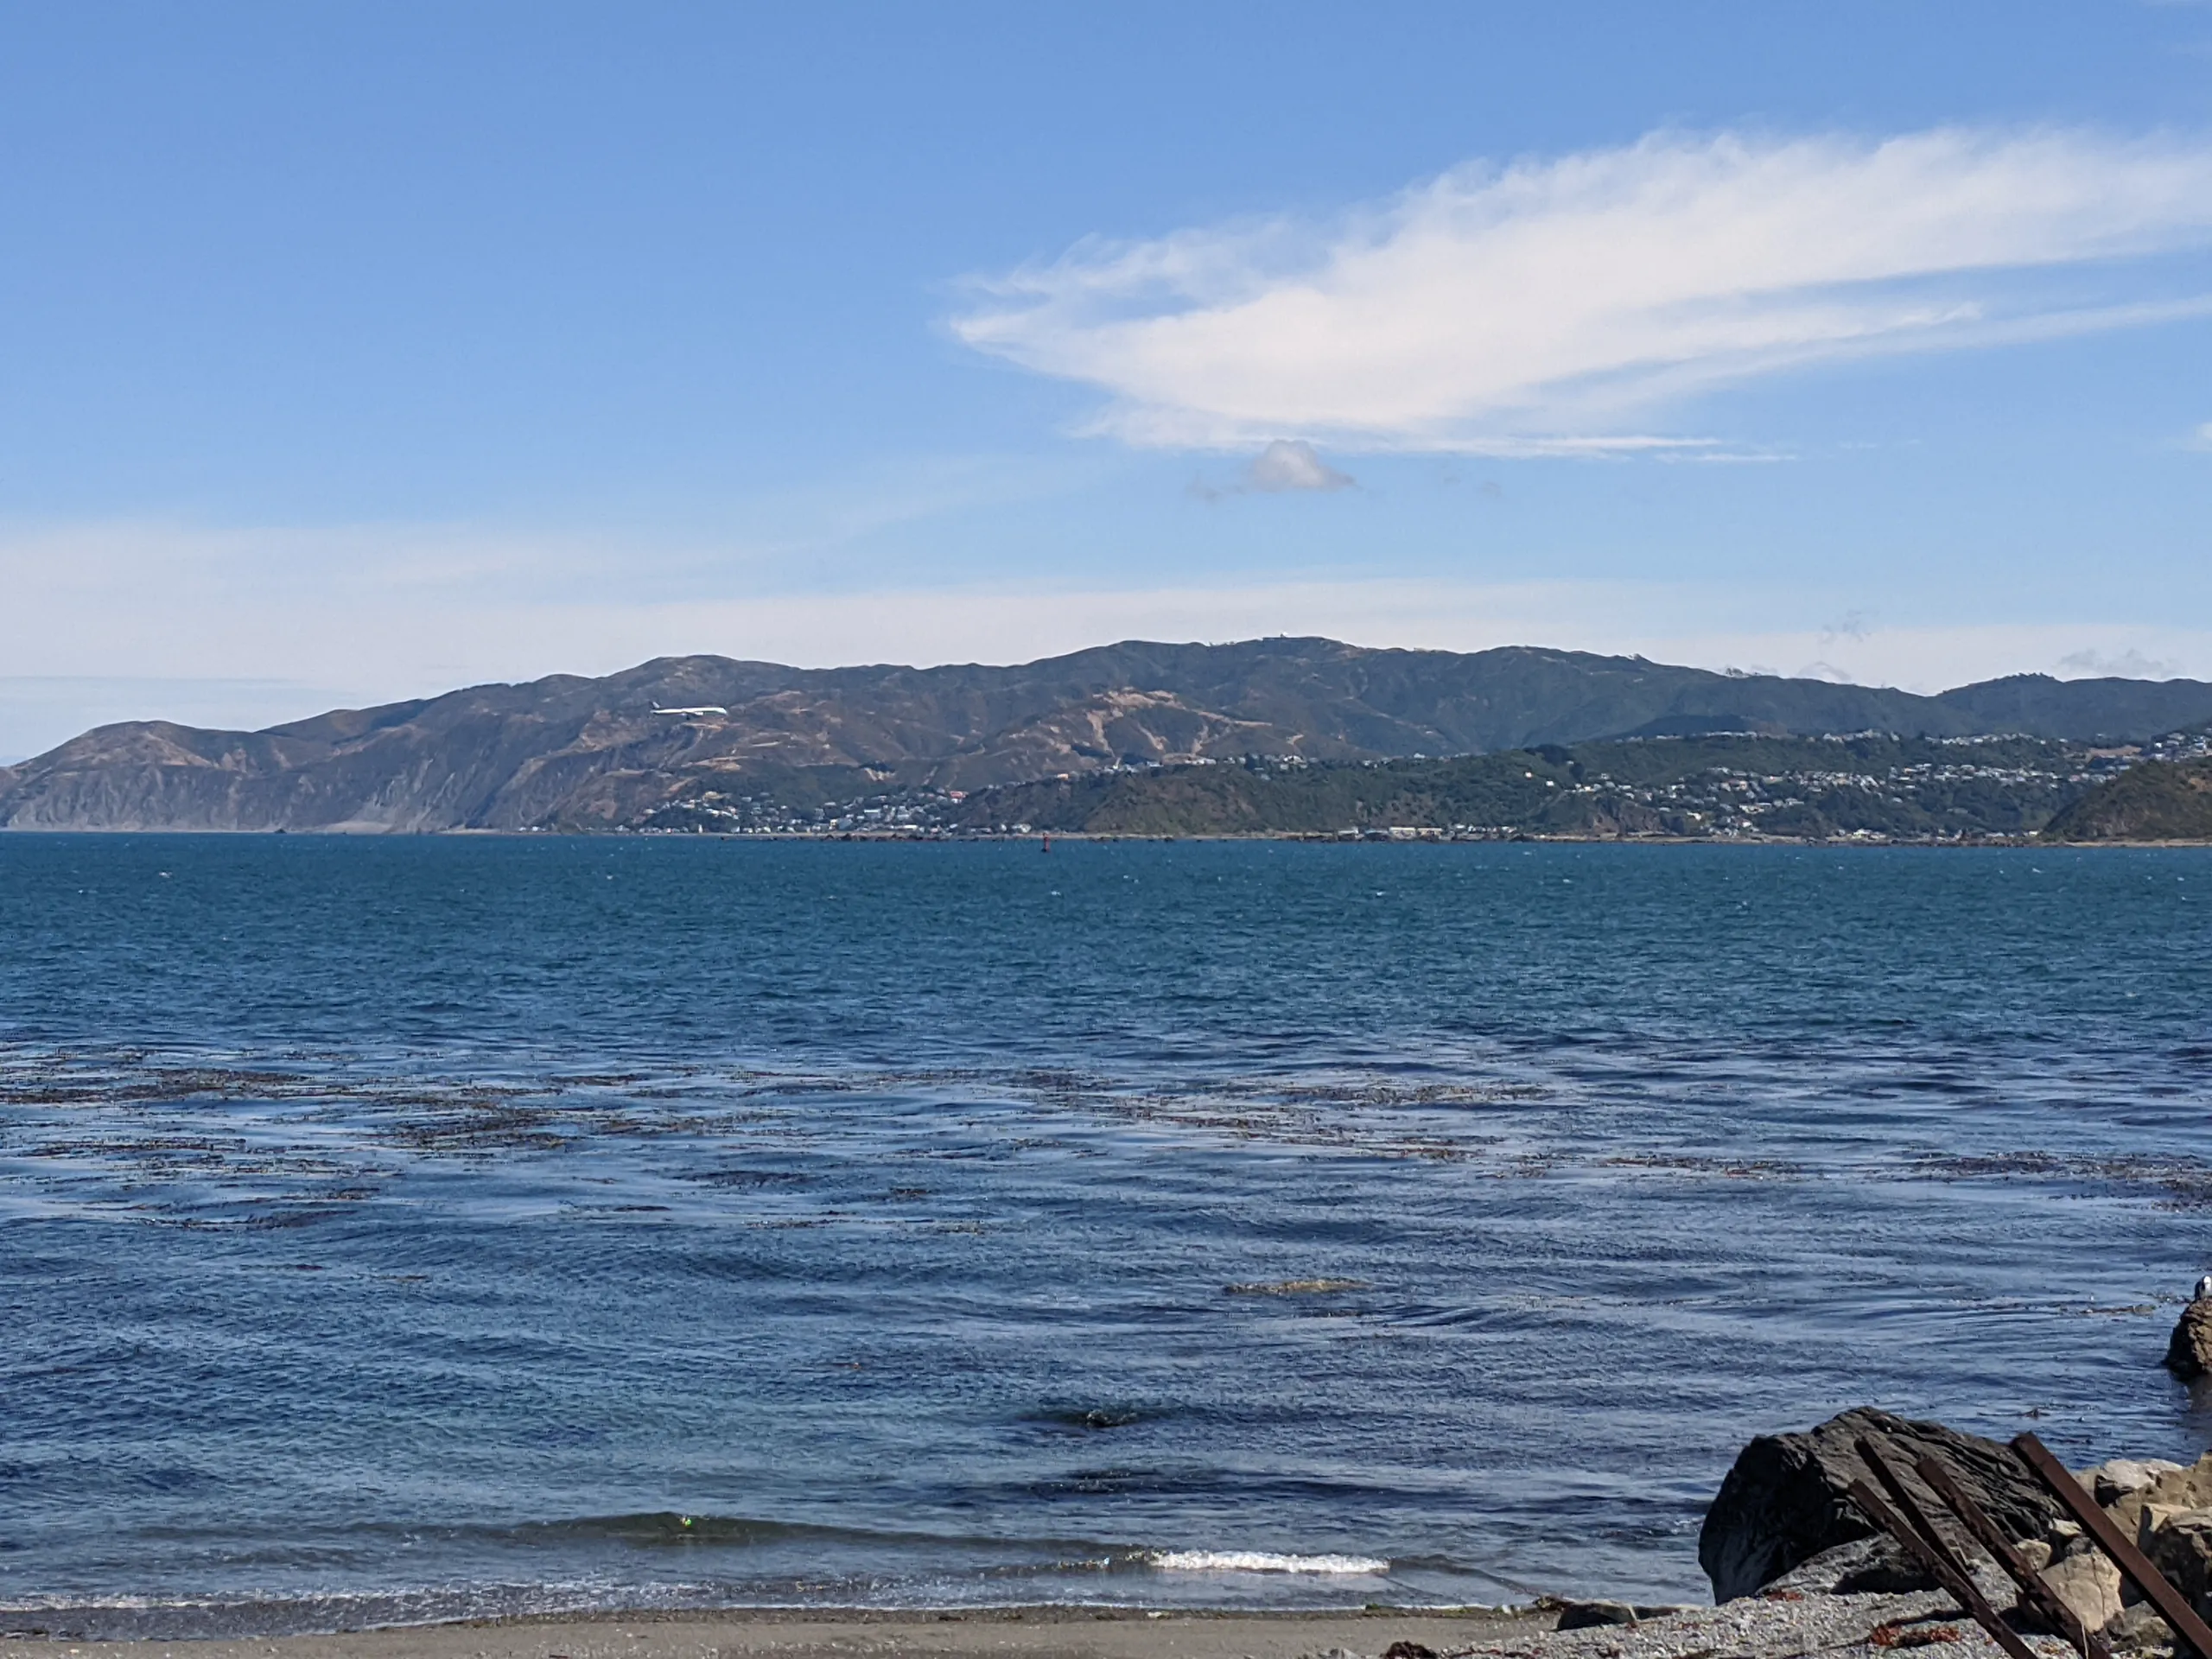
4;637;2210;832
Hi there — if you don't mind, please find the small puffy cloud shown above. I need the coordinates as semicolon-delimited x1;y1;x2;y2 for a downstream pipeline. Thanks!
1794;660;1857;683
955;127;2212;454
2190;422;2212;450
2056;646;2177;678
1244;439;1353;493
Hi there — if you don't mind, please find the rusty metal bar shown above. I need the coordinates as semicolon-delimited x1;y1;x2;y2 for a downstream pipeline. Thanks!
1846;1477;2044;1659
1916;1452;2110;1659
2014;1433;2212;1659
1854;1441;2037;1656
1857;1436;1967;1562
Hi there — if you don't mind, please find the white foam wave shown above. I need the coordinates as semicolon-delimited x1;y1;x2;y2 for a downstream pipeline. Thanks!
1146;1548;1390;1574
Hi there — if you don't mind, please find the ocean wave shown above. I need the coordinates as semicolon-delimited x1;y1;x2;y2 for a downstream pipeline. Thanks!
509;1511;1110;1556
1145;1549;1390;1574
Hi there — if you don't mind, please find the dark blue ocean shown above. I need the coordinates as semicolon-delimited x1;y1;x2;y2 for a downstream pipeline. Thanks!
3;836;2209;1637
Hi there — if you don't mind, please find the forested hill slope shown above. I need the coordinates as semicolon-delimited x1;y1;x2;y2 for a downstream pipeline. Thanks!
2043;760;2212;841
943;734;2116;842
4;637;2210;832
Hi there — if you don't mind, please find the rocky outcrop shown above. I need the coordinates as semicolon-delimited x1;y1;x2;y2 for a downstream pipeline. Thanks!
1699;1408;2212;1659
2166;1303;2212;1380
1698;1407;2065;1602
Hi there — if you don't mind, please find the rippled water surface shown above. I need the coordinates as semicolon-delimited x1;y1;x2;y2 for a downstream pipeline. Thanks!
3;836;2209;1636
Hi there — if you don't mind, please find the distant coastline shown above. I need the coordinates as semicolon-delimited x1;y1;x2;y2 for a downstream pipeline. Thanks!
4;637;2209;837
5;824;2209;846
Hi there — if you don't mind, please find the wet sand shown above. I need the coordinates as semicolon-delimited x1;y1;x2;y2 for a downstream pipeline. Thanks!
2;1605;1552;1659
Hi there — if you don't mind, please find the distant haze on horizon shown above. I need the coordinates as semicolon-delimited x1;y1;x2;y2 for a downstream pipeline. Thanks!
4;3;2211;760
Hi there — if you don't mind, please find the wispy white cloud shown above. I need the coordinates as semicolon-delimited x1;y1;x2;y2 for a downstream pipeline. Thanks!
953;127;2212;454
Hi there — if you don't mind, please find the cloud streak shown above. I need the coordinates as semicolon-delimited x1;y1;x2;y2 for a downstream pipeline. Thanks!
953;127;2212;453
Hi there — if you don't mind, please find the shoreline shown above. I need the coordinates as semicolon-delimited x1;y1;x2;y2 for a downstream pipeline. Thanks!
1;1603;1560;1659
0;827;2208;846
0;1589;2058;1659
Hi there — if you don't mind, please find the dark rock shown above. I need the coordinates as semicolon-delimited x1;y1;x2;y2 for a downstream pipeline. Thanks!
2164;1303;2212;1380
1554;1601;1640;1630
1764;1535;1938;1596
1698;1406;2065;1602
1382;1643;1439;1659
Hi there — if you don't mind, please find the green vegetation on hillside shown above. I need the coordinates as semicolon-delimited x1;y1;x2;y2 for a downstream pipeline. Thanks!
946;734;2115;841
2042;759;2212;842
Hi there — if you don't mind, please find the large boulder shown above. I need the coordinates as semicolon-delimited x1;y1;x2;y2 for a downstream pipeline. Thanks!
2042;1544;2126;1633
2166;1303;2212;1380
2088;1459;2187;1506
1698;1407;2065;1602
2107;1454;2212;1546
2144;1508;2212;1620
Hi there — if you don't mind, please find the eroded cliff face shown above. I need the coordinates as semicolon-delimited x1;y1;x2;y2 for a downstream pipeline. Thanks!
5;638;2209;832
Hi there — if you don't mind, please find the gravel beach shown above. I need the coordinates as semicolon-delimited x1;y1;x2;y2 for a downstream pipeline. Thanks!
0;1607;1545;1659
0;1589;2087;1659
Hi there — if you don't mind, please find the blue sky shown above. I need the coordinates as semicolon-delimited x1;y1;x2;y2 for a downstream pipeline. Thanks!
4;2;2212;756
